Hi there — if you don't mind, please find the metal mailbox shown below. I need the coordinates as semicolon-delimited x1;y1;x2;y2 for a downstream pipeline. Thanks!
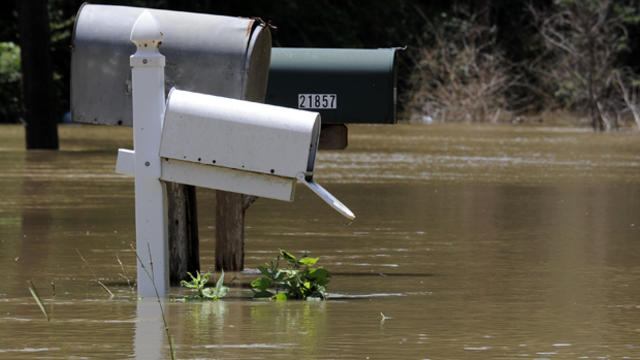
161;89;320;180
265;47;400;124
71;4;270;125
116;88;355;220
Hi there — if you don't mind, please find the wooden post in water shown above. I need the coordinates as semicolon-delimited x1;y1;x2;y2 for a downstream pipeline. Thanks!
167;183;199;285
215;191;245;271
215;192;257;271
18;0;58;149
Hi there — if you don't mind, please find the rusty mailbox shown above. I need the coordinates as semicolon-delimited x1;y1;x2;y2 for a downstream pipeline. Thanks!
71;3;271;125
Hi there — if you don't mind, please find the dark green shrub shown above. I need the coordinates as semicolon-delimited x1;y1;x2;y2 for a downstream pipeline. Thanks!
251;249;330;301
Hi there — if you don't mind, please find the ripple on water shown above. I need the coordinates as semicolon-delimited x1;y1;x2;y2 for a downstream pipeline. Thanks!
329;292;404;299
0;347;59;353
2;317;32;322
464;346;492;351
201;343;294;349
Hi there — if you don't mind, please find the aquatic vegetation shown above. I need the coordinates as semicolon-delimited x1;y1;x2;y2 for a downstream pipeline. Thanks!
115;254;134;292
28;281;49;322
380;312;392;324
28;281;70;357
180;270;229;301
75;248;114;298
251;249;331;300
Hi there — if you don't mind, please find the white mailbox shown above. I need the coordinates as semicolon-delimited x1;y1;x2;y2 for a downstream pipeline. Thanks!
117;88;355;220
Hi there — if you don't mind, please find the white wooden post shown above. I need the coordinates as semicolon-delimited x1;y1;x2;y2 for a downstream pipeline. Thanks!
130;11;169;296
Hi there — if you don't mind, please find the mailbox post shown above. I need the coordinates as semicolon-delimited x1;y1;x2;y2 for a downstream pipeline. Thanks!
129;12;169;296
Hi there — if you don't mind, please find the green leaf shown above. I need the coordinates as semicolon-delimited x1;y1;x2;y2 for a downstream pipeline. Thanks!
257;265;271;277
202;287;216;299
180;280;195;289
299;257;318;267
251;277;272;291
200;271;211;284
280;249;297;263
275;269;290;281
308;267;329;282
216;271;225;294
217;286;229;298
214;271;227;296
252;290;274;298
273;293;288;301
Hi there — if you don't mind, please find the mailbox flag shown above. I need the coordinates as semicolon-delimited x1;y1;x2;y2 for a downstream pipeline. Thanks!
297;174;355;220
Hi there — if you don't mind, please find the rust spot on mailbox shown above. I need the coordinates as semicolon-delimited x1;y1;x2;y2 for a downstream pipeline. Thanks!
246;19;255;37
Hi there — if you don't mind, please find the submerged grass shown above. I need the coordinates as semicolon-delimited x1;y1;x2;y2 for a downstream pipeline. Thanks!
28;281;69;357
75;248;114;298
116;253;134;293
28;280;49;322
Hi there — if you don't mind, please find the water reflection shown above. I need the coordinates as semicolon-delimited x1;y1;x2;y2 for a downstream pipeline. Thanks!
19;151;57;285
134;299;165;360
167;298;328;359
249;301;327;358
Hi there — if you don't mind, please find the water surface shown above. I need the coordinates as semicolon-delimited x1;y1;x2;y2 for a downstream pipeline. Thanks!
1;124;639;359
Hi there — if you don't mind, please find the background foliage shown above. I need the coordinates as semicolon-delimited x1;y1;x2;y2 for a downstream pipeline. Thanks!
1;0;640;127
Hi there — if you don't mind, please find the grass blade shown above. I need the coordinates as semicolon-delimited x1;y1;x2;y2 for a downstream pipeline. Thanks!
97;280;115;298
76;248;114;298
28;281;49;322
116;254;134;292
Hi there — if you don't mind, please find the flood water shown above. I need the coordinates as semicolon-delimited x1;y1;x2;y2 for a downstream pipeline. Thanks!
1;123;639;359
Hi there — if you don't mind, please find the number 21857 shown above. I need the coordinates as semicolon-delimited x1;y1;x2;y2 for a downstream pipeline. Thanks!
298;94;337;109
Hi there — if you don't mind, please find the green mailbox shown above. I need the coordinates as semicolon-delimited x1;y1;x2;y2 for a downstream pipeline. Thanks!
265;48;400;125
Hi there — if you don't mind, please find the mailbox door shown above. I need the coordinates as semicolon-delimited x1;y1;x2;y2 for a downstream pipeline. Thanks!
71;4;270;125
265;48;399;124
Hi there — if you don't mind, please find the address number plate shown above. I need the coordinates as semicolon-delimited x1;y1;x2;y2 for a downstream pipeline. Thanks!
298;94;337;109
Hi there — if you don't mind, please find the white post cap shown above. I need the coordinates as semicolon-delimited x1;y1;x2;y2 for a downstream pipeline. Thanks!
130;11;165;67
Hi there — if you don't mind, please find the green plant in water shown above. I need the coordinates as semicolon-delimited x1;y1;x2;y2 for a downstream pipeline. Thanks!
251;249;331;300
180;270;229;301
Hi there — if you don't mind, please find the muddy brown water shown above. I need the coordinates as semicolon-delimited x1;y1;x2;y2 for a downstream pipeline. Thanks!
1;124;639;359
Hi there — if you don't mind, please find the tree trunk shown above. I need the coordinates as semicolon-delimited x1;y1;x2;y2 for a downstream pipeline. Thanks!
586;29;605;131
18;0;59;149
166;183;199;285
215;191;246;271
